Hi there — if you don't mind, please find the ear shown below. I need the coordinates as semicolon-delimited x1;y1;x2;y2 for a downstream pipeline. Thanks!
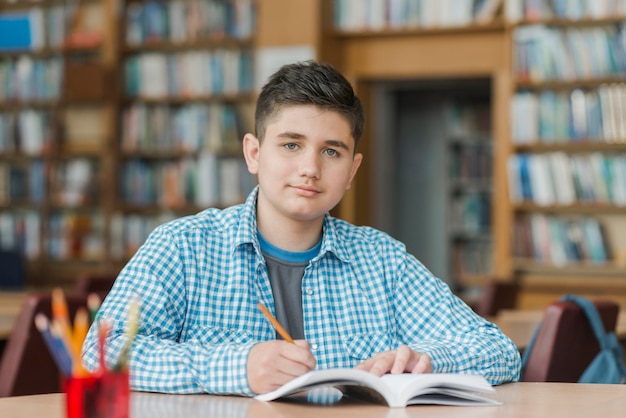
345;152;363;190
243;133;261;175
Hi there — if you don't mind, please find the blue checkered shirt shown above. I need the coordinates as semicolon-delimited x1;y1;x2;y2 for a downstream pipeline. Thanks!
82;186;521;395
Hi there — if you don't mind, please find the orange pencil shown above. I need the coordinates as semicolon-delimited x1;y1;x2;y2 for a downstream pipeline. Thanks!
257;302;294;343
52;288;70;327
72;307;89;376
51;288;73;350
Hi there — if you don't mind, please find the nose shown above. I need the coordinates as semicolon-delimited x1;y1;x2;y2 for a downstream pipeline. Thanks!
299;150;321;179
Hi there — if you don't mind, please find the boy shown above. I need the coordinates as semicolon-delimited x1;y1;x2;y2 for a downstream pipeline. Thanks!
82;60;521;395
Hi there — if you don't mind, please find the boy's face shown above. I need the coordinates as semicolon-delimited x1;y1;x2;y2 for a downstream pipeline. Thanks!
243;105;363;225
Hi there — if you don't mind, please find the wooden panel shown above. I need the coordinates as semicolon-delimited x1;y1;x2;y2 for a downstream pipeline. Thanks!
518;274;626;309
337;31;507;80
256;0;322;47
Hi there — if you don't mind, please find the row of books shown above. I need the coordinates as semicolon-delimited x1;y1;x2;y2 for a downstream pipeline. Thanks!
511;84;626;143
506;0;626;22
125;0;255;45
47;211;104;260
120;153;255;208
333;0;501;31
50;158;100;206
449;142;492;181
124;49;253;99
0;56;63;101
452;240;492;277
0;210;40;259
0;6;68;51
513;214;610;265
0;158;100;206
513;23;626;83
0;160;45;204
450;192;491;234
0;110;56;154
121;102;249;153
507;152;626;206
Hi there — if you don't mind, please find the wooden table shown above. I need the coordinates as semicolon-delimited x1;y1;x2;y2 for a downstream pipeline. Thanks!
0;383;625;418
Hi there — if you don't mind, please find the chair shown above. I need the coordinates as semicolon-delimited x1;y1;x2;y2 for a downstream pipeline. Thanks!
473;280;520;317
0;292;88;397
0;250;25;289
73;273;116;299
521;299;619;383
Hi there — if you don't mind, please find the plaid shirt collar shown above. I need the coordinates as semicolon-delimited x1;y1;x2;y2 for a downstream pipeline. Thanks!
234;185;352;264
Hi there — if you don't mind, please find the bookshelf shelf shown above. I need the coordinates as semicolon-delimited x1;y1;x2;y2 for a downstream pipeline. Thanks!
123;37;254;53
512;16;626;27
514;260;626;276
330;21;506;38
513;203;626;214
123;93;256;105
515;78;626;90
514;143;626;152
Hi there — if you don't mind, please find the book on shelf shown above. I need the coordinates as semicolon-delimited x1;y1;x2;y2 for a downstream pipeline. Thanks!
255;368;499;408
0;10;44;51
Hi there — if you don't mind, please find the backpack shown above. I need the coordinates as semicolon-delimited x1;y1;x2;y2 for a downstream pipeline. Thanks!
521;294;626;384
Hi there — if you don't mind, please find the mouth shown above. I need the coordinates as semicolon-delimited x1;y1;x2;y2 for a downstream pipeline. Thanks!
292;185;321;197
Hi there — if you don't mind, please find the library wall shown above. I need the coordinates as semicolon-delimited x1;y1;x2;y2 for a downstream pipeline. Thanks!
2;0;626;309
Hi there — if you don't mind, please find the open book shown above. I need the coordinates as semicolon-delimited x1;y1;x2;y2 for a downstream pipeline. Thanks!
255;368;500;408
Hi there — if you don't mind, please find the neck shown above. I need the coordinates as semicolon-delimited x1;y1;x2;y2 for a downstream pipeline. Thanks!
256;203;324;253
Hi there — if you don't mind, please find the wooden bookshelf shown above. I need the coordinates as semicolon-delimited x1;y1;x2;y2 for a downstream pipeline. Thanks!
0;0;257;287
308;0;626;308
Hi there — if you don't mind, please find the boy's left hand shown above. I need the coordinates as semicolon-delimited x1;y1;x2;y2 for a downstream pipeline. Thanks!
355;344;432;376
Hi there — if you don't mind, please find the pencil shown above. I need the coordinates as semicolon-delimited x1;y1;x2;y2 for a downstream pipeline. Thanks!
72;308;89;376
98;319;110;372
51;288;73;344
50;320;78;375
87;293;101;323
257;302;294;343
35;313;73;376
115;298;140;371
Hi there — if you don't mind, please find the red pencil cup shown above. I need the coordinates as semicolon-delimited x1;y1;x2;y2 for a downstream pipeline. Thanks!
64;370;129;418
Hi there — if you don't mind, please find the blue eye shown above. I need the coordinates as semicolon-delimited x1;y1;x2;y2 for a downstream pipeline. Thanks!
324;149;339;157
284;143;298;150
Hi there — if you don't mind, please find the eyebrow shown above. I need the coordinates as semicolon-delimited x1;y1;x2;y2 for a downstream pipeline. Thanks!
277;131;351;152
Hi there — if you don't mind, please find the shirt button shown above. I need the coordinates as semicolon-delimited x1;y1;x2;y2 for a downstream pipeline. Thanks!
306;289;314;296
311;343;319;350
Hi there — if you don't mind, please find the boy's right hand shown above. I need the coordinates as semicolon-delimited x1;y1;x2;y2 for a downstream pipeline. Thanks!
247;340;316;394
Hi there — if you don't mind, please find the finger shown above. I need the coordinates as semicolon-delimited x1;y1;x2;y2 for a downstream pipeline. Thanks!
390;345;412;374
368;355;395;376
286;340;317;370
411;353;432;374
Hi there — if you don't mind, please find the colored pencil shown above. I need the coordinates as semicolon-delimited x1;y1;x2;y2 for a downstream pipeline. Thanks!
115;298;140;371
87;293;101;322
35;313;73;376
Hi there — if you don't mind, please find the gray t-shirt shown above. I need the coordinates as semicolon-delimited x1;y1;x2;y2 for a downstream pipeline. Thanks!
258;232;321;340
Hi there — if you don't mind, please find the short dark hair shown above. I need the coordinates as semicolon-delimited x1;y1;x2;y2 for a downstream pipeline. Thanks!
255;60;364;150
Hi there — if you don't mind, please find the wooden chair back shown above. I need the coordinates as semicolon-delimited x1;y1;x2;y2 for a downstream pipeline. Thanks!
521;299;619;382
73;274;116;299
474;281;520;317
0;293;88;397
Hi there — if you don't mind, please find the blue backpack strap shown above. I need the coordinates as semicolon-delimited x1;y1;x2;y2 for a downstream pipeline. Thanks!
560;294;626;383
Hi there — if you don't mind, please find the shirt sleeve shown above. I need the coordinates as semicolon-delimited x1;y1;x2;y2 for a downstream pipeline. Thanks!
393;255;522;385
81;226;256;396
